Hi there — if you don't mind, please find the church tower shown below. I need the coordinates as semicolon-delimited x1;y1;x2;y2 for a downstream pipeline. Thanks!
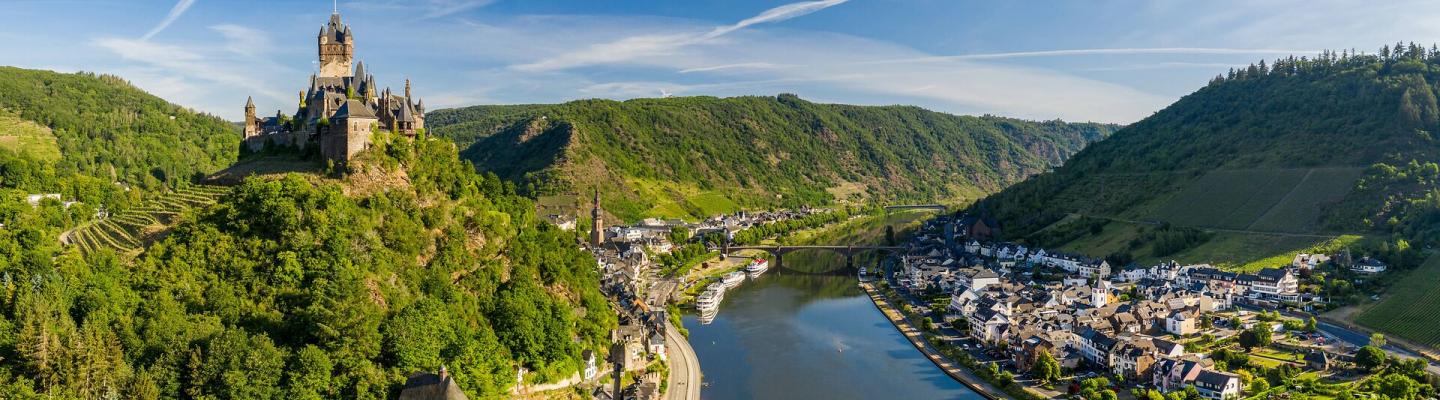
590;189;604;246
317;12;354;78
243;96;258;138
1090;279;1109;308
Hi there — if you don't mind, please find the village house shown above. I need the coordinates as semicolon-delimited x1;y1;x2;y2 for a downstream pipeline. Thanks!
1352;257;1387;274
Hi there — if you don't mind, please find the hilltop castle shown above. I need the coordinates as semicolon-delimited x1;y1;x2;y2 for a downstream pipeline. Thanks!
243;11;425;162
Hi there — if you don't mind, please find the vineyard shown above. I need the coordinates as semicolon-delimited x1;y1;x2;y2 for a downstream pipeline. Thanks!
1356;254;1440;349
63;185;230;255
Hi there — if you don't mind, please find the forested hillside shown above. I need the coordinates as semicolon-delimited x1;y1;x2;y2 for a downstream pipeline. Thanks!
427;94;1117;222
976;45;1440;248
0;67;239;189
0;137;615;398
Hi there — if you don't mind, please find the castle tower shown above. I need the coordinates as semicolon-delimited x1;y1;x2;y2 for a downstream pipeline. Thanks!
590;189;604;246
243;96;258;138
317;12;354;78
405;79;412;99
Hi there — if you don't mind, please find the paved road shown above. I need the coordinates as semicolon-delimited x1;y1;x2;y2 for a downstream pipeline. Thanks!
665;320;701;400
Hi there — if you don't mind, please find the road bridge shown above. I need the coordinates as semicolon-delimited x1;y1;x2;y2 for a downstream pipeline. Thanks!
725;244;907;268
884;204;948;213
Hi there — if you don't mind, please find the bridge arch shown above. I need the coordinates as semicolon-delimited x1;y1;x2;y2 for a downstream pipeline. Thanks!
883;204;947;213
726;244;905;269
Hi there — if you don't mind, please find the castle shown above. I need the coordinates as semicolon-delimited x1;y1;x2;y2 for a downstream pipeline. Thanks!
243;11;425;162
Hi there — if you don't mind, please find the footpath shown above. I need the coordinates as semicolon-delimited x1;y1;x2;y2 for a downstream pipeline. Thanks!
860;282;1015;400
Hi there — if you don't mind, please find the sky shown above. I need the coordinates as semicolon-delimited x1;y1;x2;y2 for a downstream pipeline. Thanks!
5;0;1440;123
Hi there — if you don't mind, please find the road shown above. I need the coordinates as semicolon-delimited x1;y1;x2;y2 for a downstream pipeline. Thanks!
1313;319;1440;376
665;320;701;400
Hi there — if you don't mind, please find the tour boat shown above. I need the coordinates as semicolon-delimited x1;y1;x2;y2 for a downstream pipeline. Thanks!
746;258;770;277
696;288;724;323
722;271;745;288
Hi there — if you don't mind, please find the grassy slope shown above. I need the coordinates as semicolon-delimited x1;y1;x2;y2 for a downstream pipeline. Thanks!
428;95;1116;222
1356;254;1440;348
0;109;60;162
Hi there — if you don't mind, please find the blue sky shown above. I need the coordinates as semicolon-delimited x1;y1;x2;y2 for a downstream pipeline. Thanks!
5;0;1440;123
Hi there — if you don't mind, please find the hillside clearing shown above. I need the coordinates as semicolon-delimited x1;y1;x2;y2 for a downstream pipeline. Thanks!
0;109;60;162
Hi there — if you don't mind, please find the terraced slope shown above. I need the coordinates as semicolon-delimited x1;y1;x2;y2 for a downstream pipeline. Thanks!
64;185;230;255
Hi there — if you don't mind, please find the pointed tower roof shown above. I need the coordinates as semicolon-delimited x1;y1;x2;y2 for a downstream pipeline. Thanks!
355;60;365;78
245;96;255;108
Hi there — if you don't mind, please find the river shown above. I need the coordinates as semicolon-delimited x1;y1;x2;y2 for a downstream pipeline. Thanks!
681;265;986;399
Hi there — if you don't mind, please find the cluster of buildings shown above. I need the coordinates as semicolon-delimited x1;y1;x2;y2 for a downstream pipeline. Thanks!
893;214;1386;399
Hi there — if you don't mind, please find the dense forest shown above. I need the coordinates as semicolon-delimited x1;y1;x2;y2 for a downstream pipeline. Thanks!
0;67;239;190
974;44;1440;248
427;94;1117;222
0;130;614;398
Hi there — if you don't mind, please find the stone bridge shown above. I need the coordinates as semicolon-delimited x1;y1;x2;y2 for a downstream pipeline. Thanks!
884;204;948;213
725;244;907;268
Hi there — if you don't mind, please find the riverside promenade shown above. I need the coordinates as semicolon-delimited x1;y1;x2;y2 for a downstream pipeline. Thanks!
860;282;1013;400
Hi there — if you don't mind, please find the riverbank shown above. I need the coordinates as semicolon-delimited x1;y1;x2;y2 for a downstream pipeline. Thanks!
860;281;1014;400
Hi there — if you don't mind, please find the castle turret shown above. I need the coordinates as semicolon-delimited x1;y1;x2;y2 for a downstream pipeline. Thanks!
317;12;354;78
405;79;412;99
243;96;258;138
590;189;604;246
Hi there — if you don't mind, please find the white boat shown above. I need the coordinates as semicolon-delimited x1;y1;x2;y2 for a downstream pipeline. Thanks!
696;288;724;323
746;258;770;277
721;271;745;288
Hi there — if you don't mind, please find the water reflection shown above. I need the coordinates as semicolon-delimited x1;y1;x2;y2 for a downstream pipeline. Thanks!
682;266;983;400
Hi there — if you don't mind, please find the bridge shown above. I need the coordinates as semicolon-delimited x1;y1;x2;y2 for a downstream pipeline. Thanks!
725;244;907;268
884;204;948;213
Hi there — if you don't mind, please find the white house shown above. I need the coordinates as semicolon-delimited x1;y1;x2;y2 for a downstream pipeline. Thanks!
1351;257;1387;275
1194;370;1241;399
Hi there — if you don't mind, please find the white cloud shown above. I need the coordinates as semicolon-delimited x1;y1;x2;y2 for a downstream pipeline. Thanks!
345;0;495;19
512;0;847;72
141;0;197;41
679;62;789;74
210;24;270;58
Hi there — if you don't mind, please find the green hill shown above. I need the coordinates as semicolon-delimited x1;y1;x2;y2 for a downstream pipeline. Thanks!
0;137;614;398
427;94;1117;222
975;46;1440;268
0;67;239;189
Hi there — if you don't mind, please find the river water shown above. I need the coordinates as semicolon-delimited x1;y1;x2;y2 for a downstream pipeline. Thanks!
681;266;985;400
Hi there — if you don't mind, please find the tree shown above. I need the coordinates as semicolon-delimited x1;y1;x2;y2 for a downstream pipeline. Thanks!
1356;345;1387;371
1369;332;1387;347
1032;350;1063;385
1238;326;1273;350
1249;378;1270;394
1305;317;1318;333
1373;373;1421;399
669;226;690;244
885;225;896;245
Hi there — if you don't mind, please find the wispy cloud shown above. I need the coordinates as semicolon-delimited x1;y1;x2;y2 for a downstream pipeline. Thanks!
868;47;1320;64
141;0;196;41
679;62;789;74
209;24;269;58
512;0;848;72
346;0;494;20
1081;62;1250;72
701;0;847;40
